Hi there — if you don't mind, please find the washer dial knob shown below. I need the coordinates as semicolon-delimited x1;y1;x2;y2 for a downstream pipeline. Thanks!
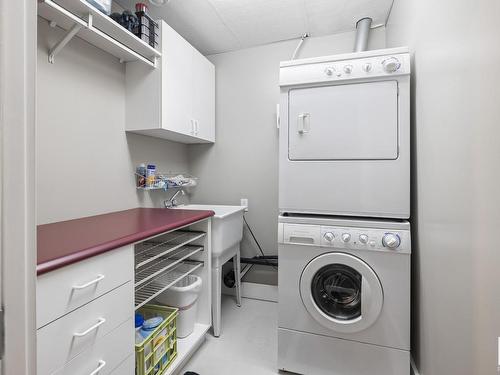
359;234;369;244
324;232;335;242
382;57;401;73
341;233;351;242
362;63;372;72
382;233;401;249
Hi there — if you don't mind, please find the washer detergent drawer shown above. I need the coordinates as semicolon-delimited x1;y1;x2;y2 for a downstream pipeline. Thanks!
288;81;398;161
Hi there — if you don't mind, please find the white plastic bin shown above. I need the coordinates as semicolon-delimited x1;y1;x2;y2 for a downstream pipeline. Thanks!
156;275;202;338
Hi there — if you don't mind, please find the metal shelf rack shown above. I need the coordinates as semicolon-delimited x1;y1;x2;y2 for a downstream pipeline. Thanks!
135;245;203;288
135;261;203;309
135;231;205;269
38;0;161;67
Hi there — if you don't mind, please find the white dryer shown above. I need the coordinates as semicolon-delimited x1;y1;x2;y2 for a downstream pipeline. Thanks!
278;215;410;375
279;47;411;219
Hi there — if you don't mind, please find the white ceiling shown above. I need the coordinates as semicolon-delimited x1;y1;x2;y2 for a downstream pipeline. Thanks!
116;0;394;55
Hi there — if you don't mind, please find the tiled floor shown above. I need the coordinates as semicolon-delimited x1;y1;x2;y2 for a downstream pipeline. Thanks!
180;296;279;375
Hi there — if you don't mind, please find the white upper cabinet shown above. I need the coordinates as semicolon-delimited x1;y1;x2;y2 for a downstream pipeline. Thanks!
126;21;215;144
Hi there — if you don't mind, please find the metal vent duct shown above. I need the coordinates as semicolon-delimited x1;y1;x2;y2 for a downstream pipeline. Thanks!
354;17;372;52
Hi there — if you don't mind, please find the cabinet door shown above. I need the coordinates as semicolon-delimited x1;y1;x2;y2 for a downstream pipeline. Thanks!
192;48;215;142
161;22;193;136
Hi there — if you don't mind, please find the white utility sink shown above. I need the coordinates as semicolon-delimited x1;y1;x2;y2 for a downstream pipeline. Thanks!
172;204;246;337
174;204;246;262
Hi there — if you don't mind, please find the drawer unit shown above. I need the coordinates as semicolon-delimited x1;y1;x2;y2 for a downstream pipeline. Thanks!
110;355;134;375
37;245;134;328
51;319;134;375
37;282;134;375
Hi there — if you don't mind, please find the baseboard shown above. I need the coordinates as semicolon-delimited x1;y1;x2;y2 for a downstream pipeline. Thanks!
411;356;420;375
222;281;278;302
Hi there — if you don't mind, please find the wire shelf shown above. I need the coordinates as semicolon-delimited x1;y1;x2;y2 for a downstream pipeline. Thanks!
135;261;203;309
135;231;206;269
136;172;198;191
135;245;203;287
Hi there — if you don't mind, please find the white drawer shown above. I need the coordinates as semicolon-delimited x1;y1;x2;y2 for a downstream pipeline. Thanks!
51;319;134;375
37;282;134;375
37;245;134;328
110;354;134;375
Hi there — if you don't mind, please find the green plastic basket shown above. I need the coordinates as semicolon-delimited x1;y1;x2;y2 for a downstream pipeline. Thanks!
136;305;178;375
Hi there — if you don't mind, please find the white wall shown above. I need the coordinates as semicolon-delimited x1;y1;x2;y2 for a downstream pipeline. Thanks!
188;29;386;282
37;19;189;224
386;1;500;374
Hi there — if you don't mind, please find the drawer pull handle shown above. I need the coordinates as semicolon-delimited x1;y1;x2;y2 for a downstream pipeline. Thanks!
72;274;105;290
89;360;106;375
73;317;106;337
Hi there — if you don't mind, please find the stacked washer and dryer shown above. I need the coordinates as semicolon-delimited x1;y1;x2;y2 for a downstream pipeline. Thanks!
277;46;411;375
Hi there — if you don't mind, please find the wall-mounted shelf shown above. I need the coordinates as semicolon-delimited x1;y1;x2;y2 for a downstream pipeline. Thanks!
136;173;198;191
38;0;161;67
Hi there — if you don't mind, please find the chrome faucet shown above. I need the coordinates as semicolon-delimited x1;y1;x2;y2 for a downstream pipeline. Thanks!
164;189;185;208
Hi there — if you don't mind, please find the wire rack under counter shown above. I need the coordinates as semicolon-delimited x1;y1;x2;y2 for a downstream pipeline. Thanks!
135;231;206;269
135;245;203;287
135;261;203;309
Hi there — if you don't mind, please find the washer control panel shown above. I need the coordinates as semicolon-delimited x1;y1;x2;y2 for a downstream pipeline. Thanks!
279;222;410;254
320;226;410;253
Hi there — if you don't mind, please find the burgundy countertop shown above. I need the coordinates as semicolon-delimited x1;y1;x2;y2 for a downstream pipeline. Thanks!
37;207;214;275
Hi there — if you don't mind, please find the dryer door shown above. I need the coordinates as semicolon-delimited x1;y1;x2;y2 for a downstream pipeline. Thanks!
300;252;383;333
288;80;398;160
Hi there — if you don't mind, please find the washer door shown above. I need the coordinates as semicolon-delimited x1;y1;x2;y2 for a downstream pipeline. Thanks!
300;252;383;333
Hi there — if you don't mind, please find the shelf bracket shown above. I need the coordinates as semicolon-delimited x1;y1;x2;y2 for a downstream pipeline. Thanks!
48;23;83;64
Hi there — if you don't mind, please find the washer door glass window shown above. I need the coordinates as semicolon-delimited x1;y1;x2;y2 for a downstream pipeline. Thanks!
311;264;361;321
300;252;383;334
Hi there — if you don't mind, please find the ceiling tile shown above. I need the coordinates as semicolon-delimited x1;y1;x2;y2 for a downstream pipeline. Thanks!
304;0;393;35
207;0;307;47
116;0;240;54
115;0;394;55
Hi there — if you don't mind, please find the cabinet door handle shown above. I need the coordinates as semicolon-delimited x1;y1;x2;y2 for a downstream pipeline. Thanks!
73;317;106;337
72;274;105;290
89;360;106;375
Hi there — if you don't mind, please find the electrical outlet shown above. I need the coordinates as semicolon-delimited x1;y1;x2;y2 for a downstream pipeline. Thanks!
241;198;249;212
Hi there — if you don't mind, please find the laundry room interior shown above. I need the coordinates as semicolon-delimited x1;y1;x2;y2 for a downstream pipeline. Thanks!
2;0;499;374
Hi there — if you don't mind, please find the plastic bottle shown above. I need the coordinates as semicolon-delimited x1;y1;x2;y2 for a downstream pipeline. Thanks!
136;163;147;188
146;164;156;188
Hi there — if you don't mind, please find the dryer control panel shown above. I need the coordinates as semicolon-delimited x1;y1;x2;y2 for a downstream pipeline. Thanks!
280;50;411;87
279;223;411;254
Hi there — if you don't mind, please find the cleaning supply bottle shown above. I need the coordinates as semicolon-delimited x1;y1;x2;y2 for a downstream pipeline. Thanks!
136;163;147;188
146;164;156;188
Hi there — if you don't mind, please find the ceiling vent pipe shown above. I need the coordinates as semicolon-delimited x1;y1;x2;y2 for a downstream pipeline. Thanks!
353;17;372;52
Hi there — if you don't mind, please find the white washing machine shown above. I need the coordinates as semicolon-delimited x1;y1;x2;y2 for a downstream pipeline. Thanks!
278;215;410;375
279;47;410;218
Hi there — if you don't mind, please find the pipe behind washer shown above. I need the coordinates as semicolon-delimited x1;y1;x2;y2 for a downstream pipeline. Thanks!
353;17;372;52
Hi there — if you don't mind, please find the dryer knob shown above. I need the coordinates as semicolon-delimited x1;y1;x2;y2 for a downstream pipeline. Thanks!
362;63;372;72
382;57;401;73
382;233;401;249
324;67;335;76
343;64;353;74
341;233;351;242
324;232;334;242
